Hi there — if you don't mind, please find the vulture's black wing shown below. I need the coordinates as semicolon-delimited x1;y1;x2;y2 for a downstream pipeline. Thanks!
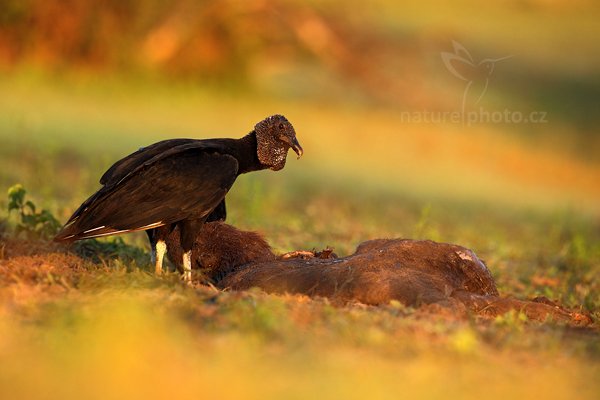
67;139;228;228
100;139;226;186
55;150;238;241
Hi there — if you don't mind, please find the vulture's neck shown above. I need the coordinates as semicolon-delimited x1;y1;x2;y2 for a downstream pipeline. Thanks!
223;131;266;175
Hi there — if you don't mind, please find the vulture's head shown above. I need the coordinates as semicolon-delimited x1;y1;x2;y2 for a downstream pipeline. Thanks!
255;114;303;171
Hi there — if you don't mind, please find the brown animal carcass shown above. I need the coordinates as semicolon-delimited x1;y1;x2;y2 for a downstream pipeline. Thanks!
166;222;591;325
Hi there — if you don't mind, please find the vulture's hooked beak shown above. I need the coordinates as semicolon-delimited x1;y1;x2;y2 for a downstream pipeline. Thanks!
291;137;303;159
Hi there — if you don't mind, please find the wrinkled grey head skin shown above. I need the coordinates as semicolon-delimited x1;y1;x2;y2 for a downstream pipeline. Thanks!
255;114;303;171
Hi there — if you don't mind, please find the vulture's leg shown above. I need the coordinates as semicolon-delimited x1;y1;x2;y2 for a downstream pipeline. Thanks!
179;218;205;283
182;251;192;282
147;226;170;275
154;240;167;275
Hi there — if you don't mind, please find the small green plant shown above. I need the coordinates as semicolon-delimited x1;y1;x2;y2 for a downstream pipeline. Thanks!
7;184;61;239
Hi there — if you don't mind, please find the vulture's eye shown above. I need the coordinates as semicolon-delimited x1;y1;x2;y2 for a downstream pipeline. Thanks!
278;123;284;130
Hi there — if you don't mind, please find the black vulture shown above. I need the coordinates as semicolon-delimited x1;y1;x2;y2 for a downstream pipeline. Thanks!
54;114;303;281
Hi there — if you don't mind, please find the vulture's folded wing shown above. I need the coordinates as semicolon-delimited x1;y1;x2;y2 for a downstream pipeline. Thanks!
55;150;238;241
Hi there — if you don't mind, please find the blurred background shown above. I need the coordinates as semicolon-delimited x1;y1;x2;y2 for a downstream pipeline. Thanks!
1;1;600;399
1;0;599;279
1;0;599;214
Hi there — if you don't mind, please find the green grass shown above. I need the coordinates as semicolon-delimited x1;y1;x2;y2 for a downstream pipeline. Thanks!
1;71;599;399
